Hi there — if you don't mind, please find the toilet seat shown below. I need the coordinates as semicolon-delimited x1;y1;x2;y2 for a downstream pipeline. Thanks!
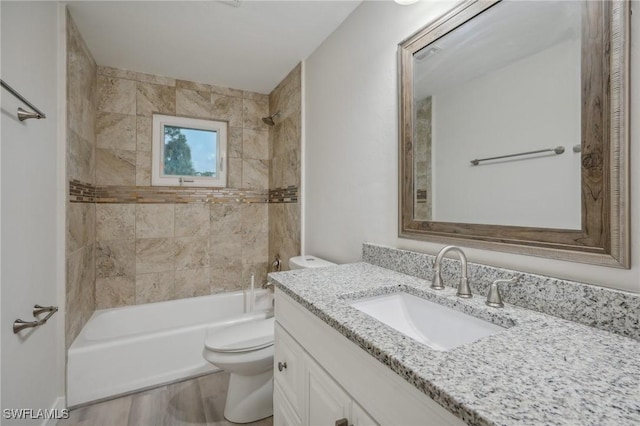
205;317;274;353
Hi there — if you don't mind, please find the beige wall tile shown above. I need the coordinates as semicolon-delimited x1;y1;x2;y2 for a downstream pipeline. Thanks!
96;276;135;309
136;204;174;238
67;12;97;347
96;240;135;278
242;98;269;130
210;204;241;235
211;94;242;127
242;262;269;287
96;204;135;241
270;155;285;189
210;266;242;293
241;232;268;264
209;234;241;269
175;204;209;237
136;238;175;274
269;63;302;119
96;148;136;185
243;91;269;102
283;150;301;188
136;152;152;186
65;308;83;348
211;85;243;98
175;268;210;299
175;236;209;270
242;159;269;190
242;129;269;160
176;89;211;119
136;272;175;304
131;72;176;87
136;117;152;152
177;80;212;92
269;203;300;271
97;66;137;80
67;129;94;183
137;83;176;117
66;244;96;312
97;76;136;115
96;112;136;151
241;203;268;234
67;202;95;253
227;158;242;188
228;127;243;158
98;66;176;87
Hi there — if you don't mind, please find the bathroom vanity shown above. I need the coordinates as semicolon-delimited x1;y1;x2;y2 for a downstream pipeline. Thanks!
270;248;640;426
274;289;463;426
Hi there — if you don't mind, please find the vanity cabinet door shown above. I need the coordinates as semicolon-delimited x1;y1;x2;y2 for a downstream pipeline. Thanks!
274;322;304;416
306;356;351;426
274;381;302;426
351;402;378;426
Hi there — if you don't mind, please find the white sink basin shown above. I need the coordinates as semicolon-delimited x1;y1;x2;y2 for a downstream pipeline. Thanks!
350;292;505;351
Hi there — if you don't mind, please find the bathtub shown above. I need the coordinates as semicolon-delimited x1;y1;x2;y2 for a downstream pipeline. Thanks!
67;289;273;407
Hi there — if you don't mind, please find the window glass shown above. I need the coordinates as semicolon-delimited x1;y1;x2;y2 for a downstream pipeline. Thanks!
151;114;228;187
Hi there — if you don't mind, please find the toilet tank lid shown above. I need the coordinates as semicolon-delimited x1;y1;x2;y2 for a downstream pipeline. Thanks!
289;255;336;269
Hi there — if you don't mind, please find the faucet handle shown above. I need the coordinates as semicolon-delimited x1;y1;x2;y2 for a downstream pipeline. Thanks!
485;277;517;308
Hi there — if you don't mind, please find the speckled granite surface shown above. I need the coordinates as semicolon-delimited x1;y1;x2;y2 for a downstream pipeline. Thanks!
363;243;640;341
269;262;640;426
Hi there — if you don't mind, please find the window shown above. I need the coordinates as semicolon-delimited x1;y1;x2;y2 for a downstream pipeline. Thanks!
151;114;227;187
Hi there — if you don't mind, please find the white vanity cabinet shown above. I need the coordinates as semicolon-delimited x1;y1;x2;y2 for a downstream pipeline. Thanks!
273;289;464;426
274;322;377;426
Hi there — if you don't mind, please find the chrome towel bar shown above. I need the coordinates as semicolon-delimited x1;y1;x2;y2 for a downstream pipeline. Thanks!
470;146;565;166
1;79;47;121
13;305;58;334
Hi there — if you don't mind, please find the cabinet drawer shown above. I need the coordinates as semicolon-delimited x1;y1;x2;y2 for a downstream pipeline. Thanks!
274;322;304;416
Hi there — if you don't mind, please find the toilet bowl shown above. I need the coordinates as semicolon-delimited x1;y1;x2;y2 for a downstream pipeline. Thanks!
203;316;275;423
203;255;334;423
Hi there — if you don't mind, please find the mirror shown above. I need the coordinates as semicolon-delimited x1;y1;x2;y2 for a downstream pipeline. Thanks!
399;0;629;268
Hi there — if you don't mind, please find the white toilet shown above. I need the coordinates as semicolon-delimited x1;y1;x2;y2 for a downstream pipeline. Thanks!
204;316;275;423
203;255;334;423
289;255;336;270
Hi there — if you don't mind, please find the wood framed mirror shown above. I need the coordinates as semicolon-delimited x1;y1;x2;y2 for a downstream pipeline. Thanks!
398;0;629;268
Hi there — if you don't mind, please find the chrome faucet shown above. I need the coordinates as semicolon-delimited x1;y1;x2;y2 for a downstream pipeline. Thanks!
431;246;472;298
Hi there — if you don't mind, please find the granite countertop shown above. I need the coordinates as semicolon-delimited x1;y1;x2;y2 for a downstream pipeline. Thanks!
269;262;640;426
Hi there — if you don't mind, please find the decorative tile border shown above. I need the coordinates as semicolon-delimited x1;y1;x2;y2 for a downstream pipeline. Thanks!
69;180;96;203
362;243;640;341
268;186;298;203
69;180;298;205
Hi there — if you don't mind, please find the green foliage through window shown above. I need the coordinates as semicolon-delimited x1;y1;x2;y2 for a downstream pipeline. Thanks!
164;126;196;175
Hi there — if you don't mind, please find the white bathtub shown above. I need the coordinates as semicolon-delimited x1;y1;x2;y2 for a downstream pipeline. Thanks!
67;289;273;407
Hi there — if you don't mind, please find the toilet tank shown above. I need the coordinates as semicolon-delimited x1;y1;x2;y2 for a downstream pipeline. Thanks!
289;255;335;270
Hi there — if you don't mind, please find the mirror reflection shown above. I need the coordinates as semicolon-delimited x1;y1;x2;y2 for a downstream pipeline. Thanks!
399;0;629;268
412;1;582;229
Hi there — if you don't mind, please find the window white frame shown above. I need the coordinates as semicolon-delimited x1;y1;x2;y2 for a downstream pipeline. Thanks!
151;114;228;187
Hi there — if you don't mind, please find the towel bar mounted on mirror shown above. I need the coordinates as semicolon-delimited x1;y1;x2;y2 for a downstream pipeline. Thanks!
470;146;565;166
13;305;58;334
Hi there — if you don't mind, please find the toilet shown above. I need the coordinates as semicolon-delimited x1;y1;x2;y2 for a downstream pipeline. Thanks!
289;255;336;270
203;255;335;423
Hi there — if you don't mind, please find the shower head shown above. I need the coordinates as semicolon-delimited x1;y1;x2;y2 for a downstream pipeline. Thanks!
262;112;281;126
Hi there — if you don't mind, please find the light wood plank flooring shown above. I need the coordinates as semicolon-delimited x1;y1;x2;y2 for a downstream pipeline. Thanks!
59;372;273;426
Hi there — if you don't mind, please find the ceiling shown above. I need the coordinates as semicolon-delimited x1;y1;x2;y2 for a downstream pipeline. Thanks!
414;0;582;99
67;0;362;94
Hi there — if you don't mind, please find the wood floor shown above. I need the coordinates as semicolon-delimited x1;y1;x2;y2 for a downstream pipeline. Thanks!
59;372;273;426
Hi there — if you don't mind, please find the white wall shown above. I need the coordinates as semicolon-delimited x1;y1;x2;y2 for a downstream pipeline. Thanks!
432;38;581;229
304;0;640;293
1;1;65;422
